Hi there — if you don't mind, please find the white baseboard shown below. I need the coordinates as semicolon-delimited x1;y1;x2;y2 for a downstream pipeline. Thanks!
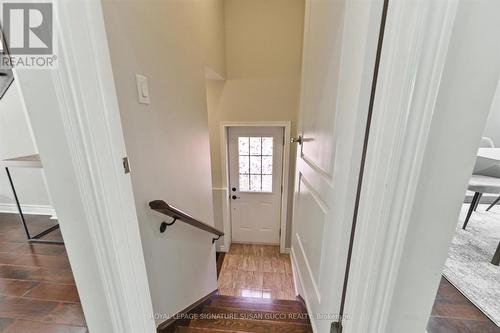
290;248;301;296
0;203;56;216
282;248;291;254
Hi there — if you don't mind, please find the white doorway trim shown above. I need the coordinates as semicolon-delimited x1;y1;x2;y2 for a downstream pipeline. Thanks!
14;1;156;332
220;121;291;254
341;0;500;332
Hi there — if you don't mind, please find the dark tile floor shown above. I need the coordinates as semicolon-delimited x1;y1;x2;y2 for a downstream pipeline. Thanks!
0;213;87;333
428;277;499;333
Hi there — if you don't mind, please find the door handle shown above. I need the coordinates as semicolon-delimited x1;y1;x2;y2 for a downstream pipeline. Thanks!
232;195;240;200
291;135;303;145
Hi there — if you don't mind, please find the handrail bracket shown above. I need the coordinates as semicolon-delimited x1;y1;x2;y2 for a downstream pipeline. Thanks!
160;217;178;233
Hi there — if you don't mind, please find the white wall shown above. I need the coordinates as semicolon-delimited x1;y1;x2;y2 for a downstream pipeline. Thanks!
0;81;51;211
206;0;305;248
101;0;218;323
199;0;226;78
483;80;500;147
198;0;227;246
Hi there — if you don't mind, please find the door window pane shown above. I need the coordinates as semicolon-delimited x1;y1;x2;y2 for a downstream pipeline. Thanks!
262;156;273;174
237;136;274;192
262;137;273;155
250;156;262;174
250;175;261;191
250;137;262;155
239;156;249;174
239;174;250;191
239;137;249;155
262;175;273;192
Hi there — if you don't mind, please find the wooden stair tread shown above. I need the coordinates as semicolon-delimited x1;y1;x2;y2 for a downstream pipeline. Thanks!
165;294;312;333
202;305;310;324
209;298;303;314
212;295;301;306
175;326;249;333
189;318;312;333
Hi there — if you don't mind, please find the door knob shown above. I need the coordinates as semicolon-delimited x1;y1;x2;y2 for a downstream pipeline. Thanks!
291;135;303;145
232;195;240;200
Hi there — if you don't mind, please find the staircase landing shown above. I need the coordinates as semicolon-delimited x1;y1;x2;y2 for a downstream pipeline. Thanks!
218;244;295;300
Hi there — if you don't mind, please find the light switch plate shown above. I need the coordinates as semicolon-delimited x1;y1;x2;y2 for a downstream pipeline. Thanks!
136;74;150;104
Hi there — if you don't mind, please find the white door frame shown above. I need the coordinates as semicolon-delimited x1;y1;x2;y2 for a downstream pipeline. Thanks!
13;1;499;332
342;0;500;332
220;121;291;254
13;1;156;332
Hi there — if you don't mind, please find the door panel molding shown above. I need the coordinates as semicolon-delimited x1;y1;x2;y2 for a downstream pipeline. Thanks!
299;0;346;177
299;174;330;213
301;154;335;184
294;233;322;303
295;176;328;291
291;1;386;332
290;247;318;332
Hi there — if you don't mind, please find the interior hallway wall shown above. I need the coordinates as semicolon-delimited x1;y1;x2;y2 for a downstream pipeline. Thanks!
101;0;218;325
206;0;305;249
199;0;226;78
0;81;51;211
197;0;227;247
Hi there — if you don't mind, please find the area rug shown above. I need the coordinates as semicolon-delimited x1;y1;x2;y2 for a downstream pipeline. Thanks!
443;204;500;326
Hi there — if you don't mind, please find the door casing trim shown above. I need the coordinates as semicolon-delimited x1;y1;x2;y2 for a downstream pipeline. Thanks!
342;0;500;332
13;1;157;332
219;121;292;254
342;1;460;331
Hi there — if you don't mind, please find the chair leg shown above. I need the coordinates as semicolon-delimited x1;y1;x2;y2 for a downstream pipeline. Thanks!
492;241;500;266
474;193;483;211
486;195;500;212
463;192;480;230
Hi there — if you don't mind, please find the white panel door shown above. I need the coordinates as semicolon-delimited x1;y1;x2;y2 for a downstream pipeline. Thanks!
229;127;284;244
291;0;383;331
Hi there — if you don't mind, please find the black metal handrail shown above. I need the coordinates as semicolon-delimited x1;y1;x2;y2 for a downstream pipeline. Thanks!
149;200;223;243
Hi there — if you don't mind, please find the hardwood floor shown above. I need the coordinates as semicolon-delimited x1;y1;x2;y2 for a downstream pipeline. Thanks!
220;245;499;332
0;213;87;333
218;244;295;300
4;213;496;332
427;277;499;333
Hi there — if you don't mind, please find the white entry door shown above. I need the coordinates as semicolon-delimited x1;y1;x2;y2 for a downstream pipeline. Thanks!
228;127;284;244
291;0;384;332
